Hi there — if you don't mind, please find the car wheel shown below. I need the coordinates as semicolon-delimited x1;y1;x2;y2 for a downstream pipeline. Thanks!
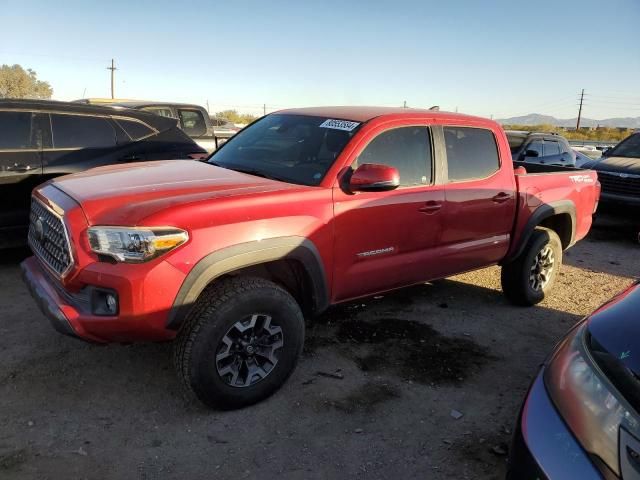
173;276;304;409
501;227;562;306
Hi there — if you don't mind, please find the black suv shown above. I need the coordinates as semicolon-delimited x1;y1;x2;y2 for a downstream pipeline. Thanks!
506;130;576;167
0;99;206;247
586;132;640;227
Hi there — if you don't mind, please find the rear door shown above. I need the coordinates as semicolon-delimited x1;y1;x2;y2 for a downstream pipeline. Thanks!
332;123;446;301
441;126;517;272
43;113;119;176
0;110;45;228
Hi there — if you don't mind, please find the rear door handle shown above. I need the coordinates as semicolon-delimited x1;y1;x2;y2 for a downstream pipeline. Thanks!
419;201;442;214
492;192;511;203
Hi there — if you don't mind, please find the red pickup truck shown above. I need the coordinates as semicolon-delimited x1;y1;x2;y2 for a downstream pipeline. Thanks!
21;107;600;409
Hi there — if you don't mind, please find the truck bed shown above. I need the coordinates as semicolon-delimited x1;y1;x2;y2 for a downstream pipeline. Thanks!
513;160;589;174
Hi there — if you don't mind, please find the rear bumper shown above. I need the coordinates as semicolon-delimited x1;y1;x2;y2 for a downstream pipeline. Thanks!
507;371;606;479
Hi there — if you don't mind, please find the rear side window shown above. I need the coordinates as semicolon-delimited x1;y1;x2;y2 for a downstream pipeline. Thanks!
142;107;175;119
178;109;207;137
51;114;116;149
444;127;500;181
115;118;155;141
357;126;432;186
544;141;561;156
0;111;38;149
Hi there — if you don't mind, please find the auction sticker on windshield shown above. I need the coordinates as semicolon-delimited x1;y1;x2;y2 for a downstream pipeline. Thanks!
319;119;360;131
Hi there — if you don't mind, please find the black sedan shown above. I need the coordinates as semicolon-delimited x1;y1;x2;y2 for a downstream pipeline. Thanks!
508;281;640;479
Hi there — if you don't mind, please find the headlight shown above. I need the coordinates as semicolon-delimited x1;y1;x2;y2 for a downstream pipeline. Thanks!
88;226;188;263
545;324;640;476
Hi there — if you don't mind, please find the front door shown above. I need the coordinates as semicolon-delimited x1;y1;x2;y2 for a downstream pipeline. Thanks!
0;110;44;230
332;124;445;301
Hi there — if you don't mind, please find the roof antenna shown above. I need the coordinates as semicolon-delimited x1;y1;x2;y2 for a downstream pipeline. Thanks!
429;105;440;111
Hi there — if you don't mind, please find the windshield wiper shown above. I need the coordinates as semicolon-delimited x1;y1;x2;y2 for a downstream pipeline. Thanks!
226;166;286;182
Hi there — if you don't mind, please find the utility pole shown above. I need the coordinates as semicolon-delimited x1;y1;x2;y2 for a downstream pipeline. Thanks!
263;104;266;116
403;100;407;108
107;59;117;99
576;89;585;130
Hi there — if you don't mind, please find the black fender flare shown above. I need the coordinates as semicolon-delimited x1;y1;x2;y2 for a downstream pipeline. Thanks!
166;236;329;330
504;200;577;263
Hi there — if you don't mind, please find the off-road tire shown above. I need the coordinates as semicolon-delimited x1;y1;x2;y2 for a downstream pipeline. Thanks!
173;276;305;409
501;227;562;306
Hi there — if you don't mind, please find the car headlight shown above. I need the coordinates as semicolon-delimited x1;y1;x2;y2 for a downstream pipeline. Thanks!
88;226;188;263
545;323;640;477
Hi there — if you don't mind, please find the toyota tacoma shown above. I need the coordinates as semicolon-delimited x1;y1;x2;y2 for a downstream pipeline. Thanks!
21;107;600;408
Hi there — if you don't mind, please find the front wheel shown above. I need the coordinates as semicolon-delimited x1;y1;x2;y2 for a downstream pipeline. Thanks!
501;227;562;306
173;276;305;409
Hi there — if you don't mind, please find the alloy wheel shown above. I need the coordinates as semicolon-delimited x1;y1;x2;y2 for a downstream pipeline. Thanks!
529;245;555;291
215;314;284;388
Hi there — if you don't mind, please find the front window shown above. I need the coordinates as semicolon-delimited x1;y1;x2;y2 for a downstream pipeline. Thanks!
608;133;640;159
208;114;361;186
355;126;432;186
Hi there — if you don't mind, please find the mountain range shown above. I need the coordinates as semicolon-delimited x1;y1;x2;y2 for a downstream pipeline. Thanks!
497;113;640;128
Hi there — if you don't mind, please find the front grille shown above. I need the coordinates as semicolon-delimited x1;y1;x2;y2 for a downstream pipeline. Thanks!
598;171;640;198
28;198;73;276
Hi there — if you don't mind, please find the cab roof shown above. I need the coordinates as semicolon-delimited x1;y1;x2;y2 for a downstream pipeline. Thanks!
276;106;491;124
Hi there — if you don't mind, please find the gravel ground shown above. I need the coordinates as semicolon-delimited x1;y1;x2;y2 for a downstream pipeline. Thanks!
0;225;637;480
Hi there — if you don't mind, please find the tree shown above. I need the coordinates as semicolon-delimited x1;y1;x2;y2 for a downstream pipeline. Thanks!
215;109;258;125
0;64;53;99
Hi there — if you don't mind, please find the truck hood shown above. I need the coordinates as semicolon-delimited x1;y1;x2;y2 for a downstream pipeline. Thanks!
50;160;299;225
589;156;640;174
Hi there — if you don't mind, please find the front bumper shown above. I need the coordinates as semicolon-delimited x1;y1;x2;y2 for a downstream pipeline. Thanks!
21;256;185;343
21;256;81;340
507;370;605;479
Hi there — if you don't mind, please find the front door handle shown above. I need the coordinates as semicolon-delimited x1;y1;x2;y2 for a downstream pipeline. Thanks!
419;201;442;214
492;192;511;203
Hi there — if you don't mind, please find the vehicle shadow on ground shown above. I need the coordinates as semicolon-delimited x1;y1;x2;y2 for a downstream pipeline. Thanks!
564;226;639;278
0;247;31;266
2;276;583;413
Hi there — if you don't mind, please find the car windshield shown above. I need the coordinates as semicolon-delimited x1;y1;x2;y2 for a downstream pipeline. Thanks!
208;114;361;186
507;134;526;155
608;134;640;159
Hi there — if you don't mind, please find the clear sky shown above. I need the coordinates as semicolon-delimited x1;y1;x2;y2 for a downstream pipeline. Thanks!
2;0;639;119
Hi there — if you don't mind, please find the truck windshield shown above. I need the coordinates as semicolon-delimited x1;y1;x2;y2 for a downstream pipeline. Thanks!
208;114;361;186
608;133;640;159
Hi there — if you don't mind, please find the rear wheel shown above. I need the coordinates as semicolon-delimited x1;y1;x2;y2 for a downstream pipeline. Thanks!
501;227;562;306
173;276;305;409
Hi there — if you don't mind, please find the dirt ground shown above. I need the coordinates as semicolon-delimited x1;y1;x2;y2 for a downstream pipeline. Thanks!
0;225;638;480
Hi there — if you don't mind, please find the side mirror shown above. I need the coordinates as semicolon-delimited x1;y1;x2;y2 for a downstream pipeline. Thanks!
524;149;540;158
348;163;400;193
